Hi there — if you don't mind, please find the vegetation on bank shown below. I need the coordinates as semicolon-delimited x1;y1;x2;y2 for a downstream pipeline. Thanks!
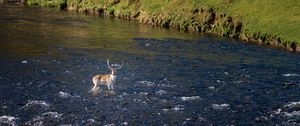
25;0;300;52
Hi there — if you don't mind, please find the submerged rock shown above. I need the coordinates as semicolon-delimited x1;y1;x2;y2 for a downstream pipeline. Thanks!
25;112;63;125
0;116;18;126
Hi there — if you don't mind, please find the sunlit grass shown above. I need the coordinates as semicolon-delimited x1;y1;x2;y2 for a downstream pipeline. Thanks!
221;0;300;43
139;0;300;43
26;0;300;45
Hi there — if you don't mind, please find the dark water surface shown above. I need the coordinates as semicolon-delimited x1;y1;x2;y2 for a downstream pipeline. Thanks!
1;4;300;126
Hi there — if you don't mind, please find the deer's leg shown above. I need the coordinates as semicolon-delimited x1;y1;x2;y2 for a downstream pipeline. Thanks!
111;84;114;90
92;82;95;90
92;83;97;91
92;79;98;91
107;84;111;90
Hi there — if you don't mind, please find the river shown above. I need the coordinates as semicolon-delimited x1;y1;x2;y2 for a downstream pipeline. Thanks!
0;3;300;125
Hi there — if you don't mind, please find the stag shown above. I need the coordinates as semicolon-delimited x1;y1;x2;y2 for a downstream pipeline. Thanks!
92;59;123;91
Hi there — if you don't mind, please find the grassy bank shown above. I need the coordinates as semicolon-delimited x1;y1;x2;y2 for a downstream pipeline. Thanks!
25;0;300;52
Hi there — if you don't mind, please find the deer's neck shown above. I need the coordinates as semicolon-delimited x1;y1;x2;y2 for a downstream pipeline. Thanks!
110;70;116;78
110;73;116;83
111;69;116;75
109;69;116;82
110;73;116;77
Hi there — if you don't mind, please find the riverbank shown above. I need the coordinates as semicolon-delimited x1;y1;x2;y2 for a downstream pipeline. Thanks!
22;0;300;53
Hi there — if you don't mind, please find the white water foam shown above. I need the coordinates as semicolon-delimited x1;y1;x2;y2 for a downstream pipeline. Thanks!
25;112;62;125
63;70;72;74
145;43;150;47
85;118;102;125
155;90;167;95
58;91;73;98
136;80;175;89
171;105;184;111
160;83;176;88
282;73;300;77
284;111;300;117
58;91;80;98
41;112;63;119
104;124;115;126
162;105;184;112
208;86;215;90
272;101;300;125
139;92;149;96
0;116;18;126
1;106;7;109
233;80;248;84
122;122;128;125
136;81;155;87
212;104;230;110
284;101;300;108
282;101;300;118
133;98;142;102
111;63;122;67
21;60;28;64
21;100;50;110
181;96;201;101
87;119;96;123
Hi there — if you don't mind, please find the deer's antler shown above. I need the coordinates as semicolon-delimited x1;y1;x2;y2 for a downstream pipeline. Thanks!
107;59;112;69
115;60;124;69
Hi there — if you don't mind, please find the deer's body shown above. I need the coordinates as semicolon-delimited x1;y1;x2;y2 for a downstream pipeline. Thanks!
92;73;116;91
92;59;123;91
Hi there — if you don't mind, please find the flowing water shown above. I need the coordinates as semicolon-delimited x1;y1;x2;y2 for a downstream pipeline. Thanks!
1;3;300;126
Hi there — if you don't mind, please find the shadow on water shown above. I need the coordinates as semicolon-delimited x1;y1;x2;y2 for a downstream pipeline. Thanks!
0;3;300;126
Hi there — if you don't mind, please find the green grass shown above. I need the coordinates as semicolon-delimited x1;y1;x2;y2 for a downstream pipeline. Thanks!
26;0;300;48
218;0;300;43
138;0;300;43
27;0;67;9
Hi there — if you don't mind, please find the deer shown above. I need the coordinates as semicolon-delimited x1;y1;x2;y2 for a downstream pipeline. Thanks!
92;59;123;92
